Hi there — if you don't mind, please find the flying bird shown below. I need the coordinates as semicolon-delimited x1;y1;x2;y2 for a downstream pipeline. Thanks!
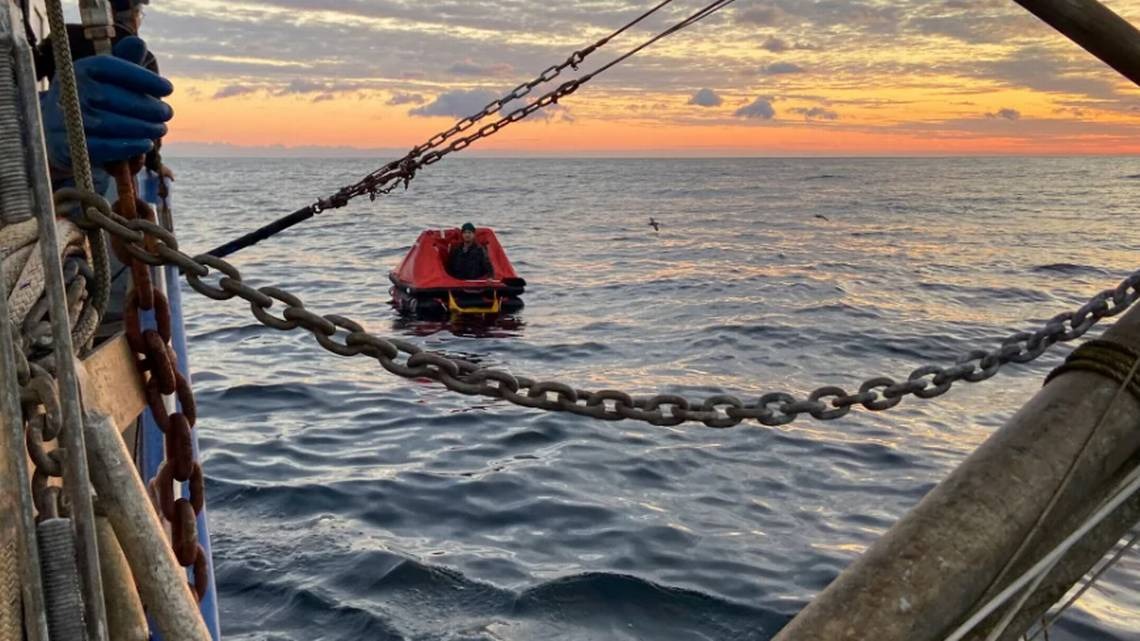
814;214;830;222
648;217;661;232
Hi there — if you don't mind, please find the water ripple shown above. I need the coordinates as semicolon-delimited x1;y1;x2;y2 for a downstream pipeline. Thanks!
172;157;1140;640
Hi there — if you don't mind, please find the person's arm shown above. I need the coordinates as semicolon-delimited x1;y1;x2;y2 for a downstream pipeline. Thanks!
447;246;461;276
481;246;494;278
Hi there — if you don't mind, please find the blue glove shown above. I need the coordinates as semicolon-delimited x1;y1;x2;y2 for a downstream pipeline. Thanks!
41;36;173;176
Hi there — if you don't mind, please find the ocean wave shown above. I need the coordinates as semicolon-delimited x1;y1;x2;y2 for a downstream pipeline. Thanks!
1031;263;1109;276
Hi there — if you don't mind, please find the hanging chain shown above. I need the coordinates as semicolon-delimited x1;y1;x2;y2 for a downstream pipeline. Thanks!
319;0;736;209
61;187;1140;429
19;358;68;522
79;183;209;600
318;78;587;208
319;0;681;209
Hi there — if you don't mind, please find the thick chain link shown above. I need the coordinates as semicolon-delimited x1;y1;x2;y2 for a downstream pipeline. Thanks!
64;188;1140;429
19;359;68;521
63;185;210;599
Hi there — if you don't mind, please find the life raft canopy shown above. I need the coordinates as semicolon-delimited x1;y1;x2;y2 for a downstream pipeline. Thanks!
389;227;525;316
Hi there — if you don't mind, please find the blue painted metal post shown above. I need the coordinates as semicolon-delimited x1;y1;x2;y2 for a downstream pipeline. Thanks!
139;170;222;640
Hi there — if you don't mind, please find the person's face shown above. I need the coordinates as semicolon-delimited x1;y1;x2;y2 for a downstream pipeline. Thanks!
462;229;475;243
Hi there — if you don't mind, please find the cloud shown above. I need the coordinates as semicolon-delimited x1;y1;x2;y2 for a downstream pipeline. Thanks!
448;59;515;76
214;78;367;100
273;79;361;96
977;47;1118;101
905;0;1035;45
387;92;425;106
213;84;260;99
688;88;724;107
761;62;805;75
411;89;500;118
1053;106;1086;118
985;107;1021;120
791;106;839;121
760;36;816;53
735;1;901;34
276;78;325;94
761;36;789;52
738;6;781;26
144;0;1140;153
735;97;776;120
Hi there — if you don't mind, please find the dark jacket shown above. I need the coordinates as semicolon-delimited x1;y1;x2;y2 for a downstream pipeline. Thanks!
448;243;493;280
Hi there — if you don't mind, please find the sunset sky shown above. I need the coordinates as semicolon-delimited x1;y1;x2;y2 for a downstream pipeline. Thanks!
123;0;1140;155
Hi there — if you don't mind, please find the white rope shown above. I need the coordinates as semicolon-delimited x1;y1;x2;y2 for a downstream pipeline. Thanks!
975;357;1140;641
1024;530;1140;641
984;544;1061;641
2;245;33;295
0;219;38;260
943;466;1140;641
3;218;87;325
0;527;20;641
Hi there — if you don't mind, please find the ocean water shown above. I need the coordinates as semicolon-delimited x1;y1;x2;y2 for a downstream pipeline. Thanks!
169;157;1139;641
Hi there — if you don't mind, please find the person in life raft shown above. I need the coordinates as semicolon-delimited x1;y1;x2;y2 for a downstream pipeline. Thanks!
448;222;494;280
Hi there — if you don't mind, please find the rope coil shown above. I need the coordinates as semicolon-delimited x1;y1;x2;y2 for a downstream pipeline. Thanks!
1046;339;1140;404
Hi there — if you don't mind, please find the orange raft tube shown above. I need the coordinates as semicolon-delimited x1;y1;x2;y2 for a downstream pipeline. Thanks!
388;227;526;317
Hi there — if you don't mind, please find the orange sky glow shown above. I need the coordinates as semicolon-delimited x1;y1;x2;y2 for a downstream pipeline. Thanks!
136;1;1140;156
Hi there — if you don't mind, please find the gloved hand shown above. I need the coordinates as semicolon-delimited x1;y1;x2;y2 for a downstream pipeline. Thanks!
41;35;173;178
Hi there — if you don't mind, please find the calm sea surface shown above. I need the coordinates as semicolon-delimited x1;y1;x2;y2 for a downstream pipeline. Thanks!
169;157;1139;641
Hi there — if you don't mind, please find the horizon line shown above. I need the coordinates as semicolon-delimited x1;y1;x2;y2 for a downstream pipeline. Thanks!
162;149;1140;160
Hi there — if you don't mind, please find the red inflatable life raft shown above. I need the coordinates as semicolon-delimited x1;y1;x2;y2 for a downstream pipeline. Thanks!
388;228;526;317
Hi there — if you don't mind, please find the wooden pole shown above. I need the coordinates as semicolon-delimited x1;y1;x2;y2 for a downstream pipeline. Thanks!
1012;0;1140;85
772;302;1140;641
84;413;212;641
95;517;149;641
988;486;1140;641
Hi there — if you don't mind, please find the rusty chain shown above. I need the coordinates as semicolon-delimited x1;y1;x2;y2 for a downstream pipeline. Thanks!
62;188;1140;429
7;221;110;561
124;204;209;601
65;182;211;600
20;361;68;522
19;254;95;368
